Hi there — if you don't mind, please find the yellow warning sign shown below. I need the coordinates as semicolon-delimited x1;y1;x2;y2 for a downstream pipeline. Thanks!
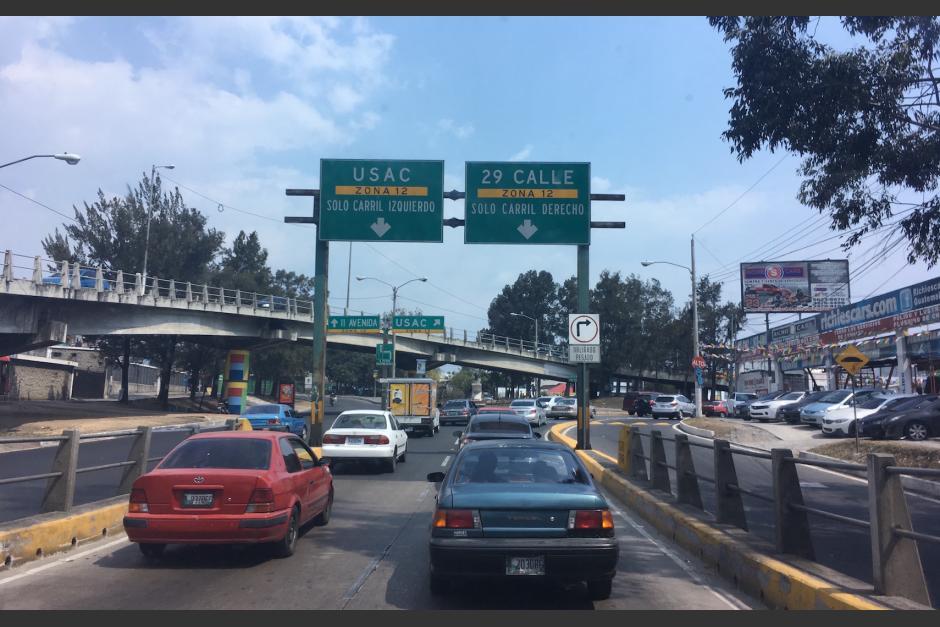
835;345;870;377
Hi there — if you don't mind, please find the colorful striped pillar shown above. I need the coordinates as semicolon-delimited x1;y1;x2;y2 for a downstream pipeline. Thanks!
223;349;251;414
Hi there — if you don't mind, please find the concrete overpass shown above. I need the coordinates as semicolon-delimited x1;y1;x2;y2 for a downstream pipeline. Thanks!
0;252;575;379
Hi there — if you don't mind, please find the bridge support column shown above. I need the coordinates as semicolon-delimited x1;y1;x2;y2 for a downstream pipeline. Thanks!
896;329;912;394
223;349;251;414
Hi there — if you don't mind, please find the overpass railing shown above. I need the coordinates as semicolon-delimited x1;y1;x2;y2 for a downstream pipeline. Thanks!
0;421;240;525
620;425;939;606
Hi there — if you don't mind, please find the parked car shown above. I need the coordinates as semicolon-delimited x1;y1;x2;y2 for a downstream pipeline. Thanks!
425;440;619;599
800;388;880;427
452;413;539;450
651;394;695;419
748;391;809;422
509;399;547;426
43;268;113;290
859;395;940;440
321;410;408;472
740;391;789;420
780;391;830;424
242;403;308;441
123;431;332;559
633;394;658;417
702;399;732;417
731;392;759;418
622;391;662;415
440;399;479;426
822;393;905;437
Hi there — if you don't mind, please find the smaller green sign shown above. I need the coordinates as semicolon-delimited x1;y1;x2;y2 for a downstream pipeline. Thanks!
393;315;445;333
376;343;394;366
328;315;382;333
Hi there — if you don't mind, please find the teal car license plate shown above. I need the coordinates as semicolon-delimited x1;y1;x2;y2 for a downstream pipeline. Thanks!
506;556;545;576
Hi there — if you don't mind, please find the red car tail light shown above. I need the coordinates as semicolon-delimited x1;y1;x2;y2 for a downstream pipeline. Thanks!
246;488;275;513
128;488;149;513
364;435;390;445
568;509;615;535
432;509;480;529
323;434;346;444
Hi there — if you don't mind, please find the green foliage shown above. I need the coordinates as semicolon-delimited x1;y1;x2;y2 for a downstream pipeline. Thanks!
709;16;940;265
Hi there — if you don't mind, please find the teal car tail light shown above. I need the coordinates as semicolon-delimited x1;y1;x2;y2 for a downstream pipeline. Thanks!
568;509;615;537
433;509;481;529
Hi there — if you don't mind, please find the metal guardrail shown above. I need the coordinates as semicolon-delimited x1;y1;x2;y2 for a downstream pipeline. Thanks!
0;421;239;516
619;425;939;606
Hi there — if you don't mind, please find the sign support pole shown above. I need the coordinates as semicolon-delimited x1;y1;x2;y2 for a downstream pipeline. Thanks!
852;373;860;453
311;194;329;447
577;244;591;450
381;324;390;411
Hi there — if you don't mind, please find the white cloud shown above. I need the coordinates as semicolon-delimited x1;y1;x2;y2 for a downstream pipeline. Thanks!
329;84;364;113
591;176;611;193
437;118;474;139
508;145;532;161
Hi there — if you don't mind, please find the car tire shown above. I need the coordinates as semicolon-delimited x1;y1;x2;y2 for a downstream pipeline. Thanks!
587;578;613;600
399;448;407;462
139;543;165;559
904;421;929;441
387;449;398;473
272;507;299;558
313;492;332;526
430;574;450;596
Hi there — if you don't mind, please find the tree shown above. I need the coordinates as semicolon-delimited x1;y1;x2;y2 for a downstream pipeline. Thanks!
710;17;940;265
213;230;273;294
444;367;479;399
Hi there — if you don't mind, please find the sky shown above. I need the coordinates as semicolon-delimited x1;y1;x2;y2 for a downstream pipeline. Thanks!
0;16;933;342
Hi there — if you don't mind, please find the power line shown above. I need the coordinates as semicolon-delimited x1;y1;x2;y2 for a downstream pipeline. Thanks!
0;183;76;222
693;154;789;235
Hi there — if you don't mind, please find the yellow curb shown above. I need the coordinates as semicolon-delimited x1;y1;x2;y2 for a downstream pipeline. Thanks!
547;422;889;610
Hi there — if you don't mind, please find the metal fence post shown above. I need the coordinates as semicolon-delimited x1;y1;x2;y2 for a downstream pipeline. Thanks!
617;425;632;474
650;430;671;494
675;433;703;510
771;448;814;559
115;270;125;294
118;426;152;494
868;453;929;604
629;427;648;481
713;439;747;530
40;430;79;513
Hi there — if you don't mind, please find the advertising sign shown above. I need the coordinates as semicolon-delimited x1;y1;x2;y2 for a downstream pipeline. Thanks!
278;382;295;407
410;382;431;416
415;359;427;375
388;383;410;416
740;260;850;313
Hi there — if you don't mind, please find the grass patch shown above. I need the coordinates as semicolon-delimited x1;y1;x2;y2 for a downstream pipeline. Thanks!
810;440;940;472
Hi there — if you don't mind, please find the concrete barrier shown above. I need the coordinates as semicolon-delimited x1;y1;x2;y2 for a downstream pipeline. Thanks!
548;422;922;610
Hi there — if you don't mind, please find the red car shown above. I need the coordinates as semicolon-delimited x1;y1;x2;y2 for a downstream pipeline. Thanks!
123;431;333;559
703;400;732;417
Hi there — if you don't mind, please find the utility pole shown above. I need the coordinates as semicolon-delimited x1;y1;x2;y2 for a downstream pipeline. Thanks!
691;235;701;417
576;244;591;450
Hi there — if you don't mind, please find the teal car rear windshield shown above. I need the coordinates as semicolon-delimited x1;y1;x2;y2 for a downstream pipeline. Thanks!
453;448;587;485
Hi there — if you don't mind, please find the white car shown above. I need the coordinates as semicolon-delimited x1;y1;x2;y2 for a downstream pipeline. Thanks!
321;410;408;472
509;399;547;426
748;391;808;422
800;388;881;427
822;393;905;436
652;394;695;419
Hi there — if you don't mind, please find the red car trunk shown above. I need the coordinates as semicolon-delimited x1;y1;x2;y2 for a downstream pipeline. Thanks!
136;469;268;515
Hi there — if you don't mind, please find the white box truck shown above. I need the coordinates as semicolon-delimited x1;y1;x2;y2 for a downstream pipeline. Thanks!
382;377;439;437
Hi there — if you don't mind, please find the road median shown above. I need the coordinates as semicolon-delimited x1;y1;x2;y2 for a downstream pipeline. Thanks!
548;422;925;610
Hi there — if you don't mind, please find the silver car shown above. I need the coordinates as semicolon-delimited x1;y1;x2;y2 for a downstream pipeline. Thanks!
652;394;695;419
509;399;547;426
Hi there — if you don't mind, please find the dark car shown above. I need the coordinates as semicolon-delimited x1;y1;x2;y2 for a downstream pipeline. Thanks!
622;391;661;415
426;441;618;600
440;399;479;426
859;395;940;440
779;390;830;424
453;413;539;450
633;395;656;417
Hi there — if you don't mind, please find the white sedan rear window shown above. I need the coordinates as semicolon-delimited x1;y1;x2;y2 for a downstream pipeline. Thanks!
332;414;388;430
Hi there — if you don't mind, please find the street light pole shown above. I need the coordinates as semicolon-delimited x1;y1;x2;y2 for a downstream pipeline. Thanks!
143;164;175;286
0;153;81;169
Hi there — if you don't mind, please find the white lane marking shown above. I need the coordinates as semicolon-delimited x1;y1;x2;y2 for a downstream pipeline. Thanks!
605;500;746;610
0;537;129;587
440;455;451;467
416;485;431;502
453;438;460;447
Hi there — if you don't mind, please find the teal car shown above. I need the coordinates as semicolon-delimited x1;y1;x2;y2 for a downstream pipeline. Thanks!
426;441;618;600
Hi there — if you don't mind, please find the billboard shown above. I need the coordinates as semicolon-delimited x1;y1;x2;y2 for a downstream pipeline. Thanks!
741;260;850;313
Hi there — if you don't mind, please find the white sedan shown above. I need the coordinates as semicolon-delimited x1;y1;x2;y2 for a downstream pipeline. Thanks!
821;394;905;437
321;410;407;472
509;399;547;426
651;394;695;419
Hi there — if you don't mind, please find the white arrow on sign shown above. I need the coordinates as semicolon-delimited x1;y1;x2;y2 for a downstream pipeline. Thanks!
517;219;538;239
371;218;391;238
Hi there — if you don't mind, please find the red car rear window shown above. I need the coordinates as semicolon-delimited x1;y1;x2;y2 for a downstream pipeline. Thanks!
160;438;271;470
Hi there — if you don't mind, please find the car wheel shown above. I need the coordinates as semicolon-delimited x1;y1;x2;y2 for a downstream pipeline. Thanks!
587;578;613;600
313;492;332;526
139;543;165;559
387;449;398;473
399;447;407;462
272;507;299;558
430;574;450;596
905;421;929;441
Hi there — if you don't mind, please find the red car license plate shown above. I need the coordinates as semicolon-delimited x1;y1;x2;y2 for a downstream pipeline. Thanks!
182;493;214;507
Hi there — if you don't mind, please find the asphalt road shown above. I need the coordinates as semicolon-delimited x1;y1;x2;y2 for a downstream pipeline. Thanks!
576;416;940;608
0;400;758;610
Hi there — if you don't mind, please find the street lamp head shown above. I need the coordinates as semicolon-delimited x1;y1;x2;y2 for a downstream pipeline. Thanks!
640;261;652;267
54;153;81;165
419;277;428;282
355;276;365;281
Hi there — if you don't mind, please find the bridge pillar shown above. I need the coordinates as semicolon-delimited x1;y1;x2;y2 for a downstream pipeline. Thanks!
896;329;912;394
3;250;12;282
223;349;251;414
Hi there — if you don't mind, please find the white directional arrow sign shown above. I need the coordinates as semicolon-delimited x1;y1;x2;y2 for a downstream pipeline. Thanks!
568;313;600;363
517;219;538;239
370;218;391;238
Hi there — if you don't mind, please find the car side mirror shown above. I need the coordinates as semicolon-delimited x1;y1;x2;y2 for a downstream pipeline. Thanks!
318;457;331;466
453;430;463;437
533;432;542;439
427;472;445;483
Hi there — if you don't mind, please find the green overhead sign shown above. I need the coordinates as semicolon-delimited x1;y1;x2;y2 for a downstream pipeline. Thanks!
464;161;591;245
376;343;394;366
319;159;444;242
327;315;381;333
393;315;445;333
